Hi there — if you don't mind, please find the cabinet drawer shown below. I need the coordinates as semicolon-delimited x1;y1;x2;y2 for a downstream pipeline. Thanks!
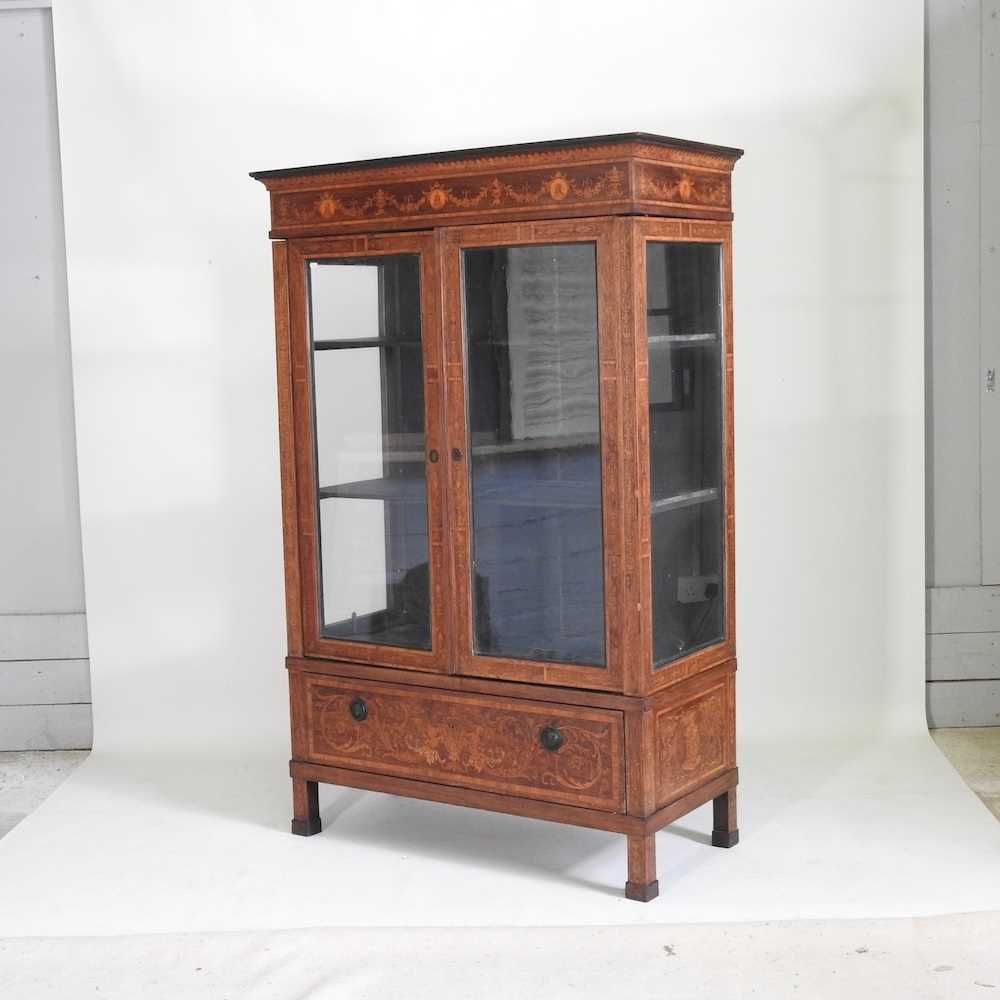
298;673;625;813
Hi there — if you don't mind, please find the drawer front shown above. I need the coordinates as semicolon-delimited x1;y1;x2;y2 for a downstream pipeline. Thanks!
299;673;625;813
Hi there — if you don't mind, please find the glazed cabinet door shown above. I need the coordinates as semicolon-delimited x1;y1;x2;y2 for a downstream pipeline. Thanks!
633;220;735;682
284;233;450;671
441;220;628;691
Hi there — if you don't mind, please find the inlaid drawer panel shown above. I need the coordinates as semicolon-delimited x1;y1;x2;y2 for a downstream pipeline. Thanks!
299;673;625;813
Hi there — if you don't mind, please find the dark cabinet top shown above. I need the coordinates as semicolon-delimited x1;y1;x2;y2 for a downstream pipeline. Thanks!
250;132;743;181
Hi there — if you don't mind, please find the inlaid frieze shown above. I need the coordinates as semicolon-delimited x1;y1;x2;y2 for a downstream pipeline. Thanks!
271;162;630;232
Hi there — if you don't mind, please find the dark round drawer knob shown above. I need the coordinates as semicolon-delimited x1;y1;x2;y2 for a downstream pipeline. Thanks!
540;725;563;751
348;697;368;722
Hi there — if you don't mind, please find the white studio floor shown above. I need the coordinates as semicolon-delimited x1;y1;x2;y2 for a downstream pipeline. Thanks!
0;731;997;940
2;914;999;999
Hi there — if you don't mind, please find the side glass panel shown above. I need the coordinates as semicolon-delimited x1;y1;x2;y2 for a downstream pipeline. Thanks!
646;242;725;666
308;255;430;649
462;243;605;667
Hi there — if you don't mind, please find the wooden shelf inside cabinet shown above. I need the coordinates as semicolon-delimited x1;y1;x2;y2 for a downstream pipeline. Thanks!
318;476;427;504
650;486;720;514
313;337;420;350
319;473;600;511
322;614;430;648
647;333;719;346
255;130;741;903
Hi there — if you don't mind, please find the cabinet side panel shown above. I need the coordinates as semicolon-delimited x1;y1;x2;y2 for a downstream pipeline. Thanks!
722;231;736;652
653;671;735;808
272;241;303;656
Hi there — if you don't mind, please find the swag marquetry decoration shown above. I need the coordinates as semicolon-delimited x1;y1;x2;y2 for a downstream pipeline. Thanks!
273;163;630;229
638;165;730;209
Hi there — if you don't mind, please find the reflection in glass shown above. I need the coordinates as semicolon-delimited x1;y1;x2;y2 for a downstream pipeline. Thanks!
646;242;725;666
462;243;605;666
309;255;430;648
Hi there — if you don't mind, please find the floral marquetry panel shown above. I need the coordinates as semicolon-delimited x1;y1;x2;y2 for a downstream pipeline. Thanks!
303;675;626;812
653;676;735;808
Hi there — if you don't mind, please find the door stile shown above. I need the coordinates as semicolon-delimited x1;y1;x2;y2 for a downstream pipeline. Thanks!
616;219;647;696
272;240;304;658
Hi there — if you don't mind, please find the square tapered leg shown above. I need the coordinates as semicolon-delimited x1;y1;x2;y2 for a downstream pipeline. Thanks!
291;777;322;836
711;787;739;848
625;832;659;901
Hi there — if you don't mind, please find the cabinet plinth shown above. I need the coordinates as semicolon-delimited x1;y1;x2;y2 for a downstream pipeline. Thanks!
256;132;742;900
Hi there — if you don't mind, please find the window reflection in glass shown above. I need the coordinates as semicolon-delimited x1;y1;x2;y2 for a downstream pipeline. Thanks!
462;243;605;666
309;255;431;649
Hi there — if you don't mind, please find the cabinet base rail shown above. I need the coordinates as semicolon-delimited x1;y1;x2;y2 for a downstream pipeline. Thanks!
289;760;738;901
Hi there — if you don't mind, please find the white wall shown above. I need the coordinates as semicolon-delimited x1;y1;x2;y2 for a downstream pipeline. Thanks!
50;0;924;754
0;2;90;749
925;0;1000;725
0;4;84;615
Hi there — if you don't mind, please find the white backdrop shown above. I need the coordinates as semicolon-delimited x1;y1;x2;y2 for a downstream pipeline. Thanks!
58;0;925;753
2;0;999;950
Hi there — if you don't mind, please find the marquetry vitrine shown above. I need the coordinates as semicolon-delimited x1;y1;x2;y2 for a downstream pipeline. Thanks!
252;132;742;901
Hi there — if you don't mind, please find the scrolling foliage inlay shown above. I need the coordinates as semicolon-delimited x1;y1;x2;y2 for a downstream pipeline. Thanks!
655;684;730;805
308;684;620;807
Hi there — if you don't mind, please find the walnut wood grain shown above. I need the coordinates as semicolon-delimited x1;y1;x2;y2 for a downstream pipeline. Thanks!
291;777;321;836
287;656;639;711
712;786;739;848
272;241;303;657
642;766;737;833
253;135;740;238
290;758;644;834
299;672;626;812
625;833;659;901
286;232;451;673
289;757;737;838
631;218;737;696
257;132;742;900
439;218;627;693
653;672;736;808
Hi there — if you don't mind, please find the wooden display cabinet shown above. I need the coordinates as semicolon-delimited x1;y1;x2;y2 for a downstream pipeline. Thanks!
252;132;742;901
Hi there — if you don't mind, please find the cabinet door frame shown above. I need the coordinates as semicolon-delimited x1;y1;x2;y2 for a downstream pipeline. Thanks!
440;218;628;693
285;231;451;672
631;218;736;695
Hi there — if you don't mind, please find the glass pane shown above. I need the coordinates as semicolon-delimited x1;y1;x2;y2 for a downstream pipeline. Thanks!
462;243;605;667
309;255;430;649
646;242;725;666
